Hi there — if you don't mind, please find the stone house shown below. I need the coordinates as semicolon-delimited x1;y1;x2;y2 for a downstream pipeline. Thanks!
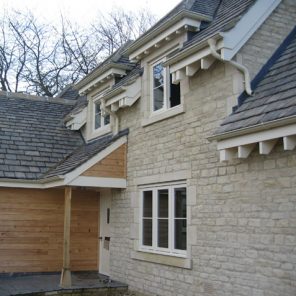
0;0;295;295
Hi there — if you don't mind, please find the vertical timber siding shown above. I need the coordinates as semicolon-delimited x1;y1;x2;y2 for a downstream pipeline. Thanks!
0;188;98;273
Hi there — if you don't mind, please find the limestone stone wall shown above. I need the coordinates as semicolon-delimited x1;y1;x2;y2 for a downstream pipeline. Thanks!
109;1;296;296
239;0;296;80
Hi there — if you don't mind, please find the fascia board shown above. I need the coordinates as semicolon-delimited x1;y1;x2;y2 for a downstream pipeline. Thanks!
106;91;126;107
129;17;202;60
0;175;127;189
164;34;221;67
0;176;65;189
126;11;211;57
221;0;281;61
105;76;141;106
216;123;296;150
209;116;296;142
79;68;127;94
168;38;223;73
170;46;211;73
69;176;127;188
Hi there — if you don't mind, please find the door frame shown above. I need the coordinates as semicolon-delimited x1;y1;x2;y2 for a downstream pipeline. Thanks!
98;188;111;276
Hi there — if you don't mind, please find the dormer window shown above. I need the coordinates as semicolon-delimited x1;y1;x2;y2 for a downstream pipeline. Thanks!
152;61;180;113
94;101;110;130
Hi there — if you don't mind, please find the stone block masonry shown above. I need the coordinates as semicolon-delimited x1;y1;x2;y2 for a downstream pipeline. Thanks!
109;1;296;296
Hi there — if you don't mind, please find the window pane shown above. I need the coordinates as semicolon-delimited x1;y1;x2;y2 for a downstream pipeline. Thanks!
143;191;152;218
143;219;152;246
104;114;110;125
158;189;168;218
175;219;186;250
175;188;186;218
95;103;101;114
153;64;164;87
95;103;101;129
158;219;168;248
95;114;101;129
169;74;181;108
153;86;164;111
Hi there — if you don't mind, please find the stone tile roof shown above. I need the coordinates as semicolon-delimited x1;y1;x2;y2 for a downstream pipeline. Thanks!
76;41;136;90
43;129;129;179
151;0;221;27
0;91;128;181
56;85;80;100
183;0;256;50
215;26;296;136
0;92;84;180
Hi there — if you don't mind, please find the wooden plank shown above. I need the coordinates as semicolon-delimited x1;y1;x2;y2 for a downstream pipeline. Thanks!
60;187;72;288
82;144;127;178
0;187;99;274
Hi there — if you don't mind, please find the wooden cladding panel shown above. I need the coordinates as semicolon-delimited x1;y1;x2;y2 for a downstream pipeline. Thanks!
0;188;99;273
82;144;127;178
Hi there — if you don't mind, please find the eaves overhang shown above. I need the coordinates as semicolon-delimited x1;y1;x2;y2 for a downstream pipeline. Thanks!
163;33;221;67
125;10;212;60
209;116;296;162
103;73;141;102
0;136;128;189
0;175;64;189
209;116;296;142
163;0;281;80
75;62;134;94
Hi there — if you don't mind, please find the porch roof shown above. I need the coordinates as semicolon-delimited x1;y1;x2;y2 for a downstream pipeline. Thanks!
0;90;128;185
43;129;128;179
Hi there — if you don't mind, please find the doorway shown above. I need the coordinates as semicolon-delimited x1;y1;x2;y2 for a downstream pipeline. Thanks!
99;189;111;276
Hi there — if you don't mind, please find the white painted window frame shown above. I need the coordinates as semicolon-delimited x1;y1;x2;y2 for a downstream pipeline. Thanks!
139;183;187;258
151;59;168;114
150;58;181;116
93;100;110;132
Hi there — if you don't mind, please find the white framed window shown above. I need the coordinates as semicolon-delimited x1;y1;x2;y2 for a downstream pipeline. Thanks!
151;60;181;114
140;184;187;257
94;101;110;130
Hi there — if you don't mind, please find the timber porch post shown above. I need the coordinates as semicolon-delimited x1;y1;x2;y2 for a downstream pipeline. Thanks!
60;187;72;288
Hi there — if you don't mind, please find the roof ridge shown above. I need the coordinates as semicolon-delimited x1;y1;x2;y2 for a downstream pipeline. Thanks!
237;25;296;107
0;91;76;106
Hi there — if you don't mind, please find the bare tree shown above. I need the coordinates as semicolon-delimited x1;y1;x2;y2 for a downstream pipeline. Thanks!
0;11;29;92
60;17;103;82
92;8;157;56
0;8;156;96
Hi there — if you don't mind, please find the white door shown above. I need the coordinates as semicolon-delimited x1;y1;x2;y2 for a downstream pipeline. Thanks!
99;189;111;276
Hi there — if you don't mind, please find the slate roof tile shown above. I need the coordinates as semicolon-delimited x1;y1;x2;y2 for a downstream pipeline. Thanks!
137;0;220;42
0;87;129;181
43;129;129;179
182;0;255;51
0;92;84;180
215;26;296;135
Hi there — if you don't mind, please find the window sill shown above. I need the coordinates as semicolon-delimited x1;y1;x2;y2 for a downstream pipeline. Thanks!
141;104;185;127
131;250;192;269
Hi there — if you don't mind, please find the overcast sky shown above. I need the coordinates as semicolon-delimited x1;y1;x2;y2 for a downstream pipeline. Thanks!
1;0;181;26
